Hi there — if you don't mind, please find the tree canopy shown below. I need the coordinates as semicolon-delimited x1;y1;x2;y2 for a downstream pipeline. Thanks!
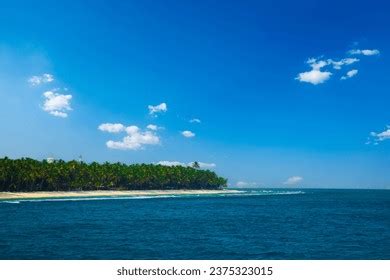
0;157;227;192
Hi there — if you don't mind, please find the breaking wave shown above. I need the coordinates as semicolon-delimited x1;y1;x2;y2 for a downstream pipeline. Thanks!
0;189;304;204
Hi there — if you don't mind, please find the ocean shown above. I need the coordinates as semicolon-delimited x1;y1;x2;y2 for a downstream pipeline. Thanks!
0;189;389;259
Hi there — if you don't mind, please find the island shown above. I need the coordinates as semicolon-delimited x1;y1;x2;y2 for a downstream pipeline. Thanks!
0;157;235;200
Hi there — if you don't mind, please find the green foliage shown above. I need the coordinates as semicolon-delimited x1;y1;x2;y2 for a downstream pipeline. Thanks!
0;157;227;192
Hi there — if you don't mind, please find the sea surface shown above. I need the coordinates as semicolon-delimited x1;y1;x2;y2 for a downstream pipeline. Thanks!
0;189;389;259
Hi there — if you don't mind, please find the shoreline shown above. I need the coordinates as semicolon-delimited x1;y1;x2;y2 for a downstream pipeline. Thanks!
0;189;241;200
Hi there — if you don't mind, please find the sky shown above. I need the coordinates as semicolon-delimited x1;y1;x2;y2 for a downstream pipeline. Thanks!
0;0;389;188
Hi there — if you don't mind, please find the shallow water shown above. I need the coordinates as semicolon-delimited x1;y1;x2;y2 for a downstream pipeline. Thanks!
0;189;389;259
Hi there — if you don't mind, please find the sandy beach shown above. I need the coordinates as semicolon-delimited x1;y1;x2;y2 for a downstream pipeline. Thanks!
0;189;240;200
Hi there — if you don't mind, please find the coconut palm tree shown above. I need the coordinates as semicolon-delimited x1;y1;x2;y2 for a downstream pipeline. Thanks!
0;157;227;192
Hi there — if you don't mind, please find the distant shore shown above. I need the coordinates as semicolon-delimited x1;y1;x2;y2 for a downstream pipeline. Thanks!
0;189;240;200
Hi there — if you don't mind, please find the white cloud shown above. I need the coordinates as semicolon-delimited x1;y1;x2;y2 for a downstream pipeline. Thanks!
296;49;378;85
190;162;216;169
306;57;359;71
369;126;390;144
157;161;216;169
341;69;358;80
125;125;140;135
106;125;160;150
200;162;216;168
98;124;160;150
283;176;303;185
157;161;187;166
328;58;359;70
49;111;68;118
190;118;201;123
296;58;333;85
28;73;54;86
349;49;380;56
42;90;72;118
98;123;125;133
236;181;257;188
146;124;163;131
296;69;332;85
306;58;328;70
182;130;195;138
376;129;390;141
148;102;167;115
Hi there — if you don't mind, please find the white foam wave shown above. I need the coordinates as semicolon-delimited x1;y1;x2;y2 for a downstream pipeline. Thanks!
1;200;20;204
0;194;182;204
221;190;305;196
0;190;304;204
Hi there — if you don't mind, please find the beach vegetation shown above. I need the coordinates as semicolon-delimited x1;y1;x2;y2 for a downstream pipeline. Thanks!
0;157;227;192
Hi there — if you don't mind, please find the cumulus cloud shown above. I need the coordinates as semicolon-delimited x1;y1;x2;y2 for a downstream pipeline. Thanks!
157;161;216;169
296;48;378;85
190;118;201;123
147;124;158;131
42;90;72;118
181;130;195;138
98;123;125;133
348;49;380;56
296;58;332;85
28;73;54;86
306;58;328;70
190;162;216;169
369;126;390;144
157;161;187;167
236;181;257;188
98;124;160;150
375;128;390;141
283;176;303;185
107;126;160;150
146;124;163;131
327;58;359;70
148;103;167;115
341;69;358;80
296;69;332;85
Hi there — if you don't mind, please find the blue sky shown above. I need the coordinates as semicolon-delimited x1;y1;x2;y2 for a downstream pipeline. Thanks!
1;0;389;188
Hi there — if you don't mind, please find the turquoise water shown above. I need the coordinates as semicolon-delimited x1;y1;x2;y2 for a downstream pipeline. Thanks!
0;189;389;259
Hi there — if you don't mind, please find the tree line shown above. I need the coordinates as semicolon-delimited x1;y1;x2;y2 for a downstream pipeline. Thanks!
0;157;227;192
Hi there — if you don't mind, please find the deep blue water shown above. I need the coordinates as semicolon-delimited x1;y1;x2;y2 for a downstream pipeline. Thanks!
0;189;389;260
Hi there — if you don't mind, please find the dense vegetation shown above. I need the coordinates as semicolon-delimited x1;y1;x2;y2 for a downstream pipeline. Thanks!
0;157;227;192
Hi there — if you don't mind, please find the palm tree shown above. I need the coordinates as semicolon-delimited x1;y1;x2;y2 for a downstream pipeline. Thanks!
0;157;227;192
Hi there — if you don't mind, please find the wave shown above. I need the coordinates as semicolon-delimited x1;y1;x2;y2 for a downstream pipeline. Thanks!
250;190;305;195
0;195;181;204
0;190;304;204
220;190;305;197
1;200;21;204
